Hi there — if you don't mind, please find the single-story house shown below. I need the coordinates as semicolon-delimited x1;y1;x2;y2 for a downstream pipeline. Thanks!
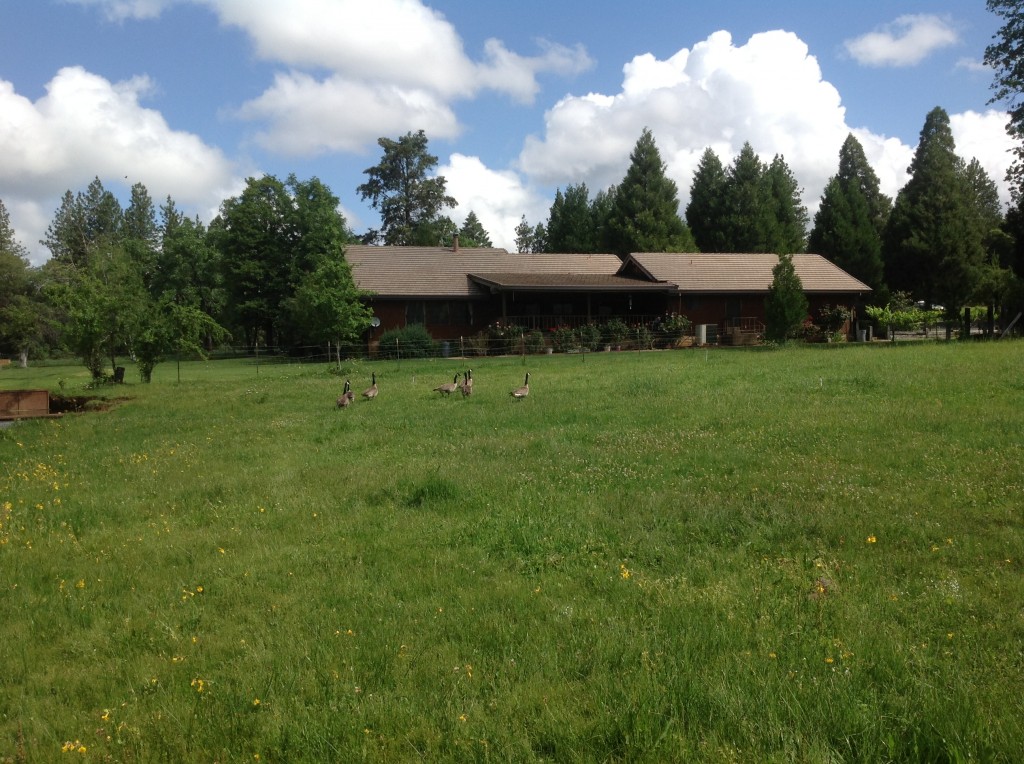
345;241;870;345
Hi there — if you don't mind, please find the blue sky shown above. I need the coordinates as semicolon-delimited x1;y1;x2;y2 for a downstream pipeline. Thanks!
0;0;1013;263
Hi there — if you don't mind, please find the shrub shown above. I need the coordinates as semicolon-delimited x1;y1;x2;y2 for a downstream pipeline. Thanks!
377;324;437;359
817;304;852;335
552;326;579;353
524;330;546;354
579;324;602;352
603;318;630;346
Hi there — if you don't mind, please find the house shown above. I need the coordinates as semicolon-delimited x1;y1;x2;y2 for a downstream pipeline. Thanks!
345;242;870;345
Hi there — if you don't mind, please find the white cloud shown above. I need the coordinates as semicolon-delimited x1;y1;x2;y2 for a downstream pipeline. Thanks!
209;0;590;155
843;14;960;68
440;154;549;251
950;110;1014;205
63;0;175;21
235;72;461;157
513;29;1012;226
0;67;241;264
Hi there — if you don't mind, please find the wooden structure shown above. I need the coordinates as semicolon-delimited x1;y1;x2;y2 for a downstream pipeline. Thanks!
0;389;60;420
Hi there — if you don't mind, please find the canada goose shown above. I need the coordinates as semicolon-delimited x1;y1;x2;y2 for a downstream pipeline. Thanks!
336;379;354;408
362;372;378;400
460;369;473;397
510;372;530;399
433;372;460;397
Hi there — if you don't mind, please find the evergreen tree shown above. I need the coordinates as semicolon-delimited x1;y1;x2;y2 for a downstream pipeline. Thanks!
606;128;696;255
0;199;50;365
883;107;986;317
357;130;457;245
762;155;809;254
590;185;617;253
721;143;774;251
123;182;159;293
984;0;1024;197
686;147;728;252
764;253;808;341
514;215;536;253
458;210;492;247
809;135;888;294
546;184;596;252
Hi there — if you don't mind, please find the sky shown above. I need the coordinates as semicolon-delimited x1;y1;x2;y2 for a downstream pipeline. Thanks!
0;0;1015;264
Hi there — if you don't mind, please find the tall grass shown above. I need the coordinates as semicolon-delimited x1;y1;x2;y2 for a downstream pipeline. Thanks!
2;342;1023;761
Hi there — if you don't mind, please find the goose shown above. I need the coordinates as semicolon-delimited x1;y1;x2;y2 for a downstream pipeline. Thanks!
336;379;354;408
510;372;530;399
362;372;378;400
460;369;473;397
433;372;461;397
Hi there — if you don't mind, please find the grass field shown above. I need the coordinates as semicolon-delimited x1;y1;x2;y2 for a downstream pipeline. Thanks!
2;342;1023;762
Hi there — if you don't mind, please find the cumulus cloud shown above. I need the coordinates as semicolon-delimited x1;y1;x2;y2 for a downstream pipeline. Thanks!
843;15;960;67
0;67;241;264
235;72;461;157
211;0;591;153
514;29;1013;226
440;154;550;251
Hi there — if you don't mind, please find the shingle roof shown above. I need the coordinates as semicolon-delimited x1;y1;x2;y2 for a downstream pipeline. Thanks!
345;245;624;297
621;253;871;294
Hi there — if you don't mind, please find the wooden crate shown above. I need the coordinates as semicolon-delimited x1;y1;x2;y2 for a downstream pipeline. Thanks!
0;389;60;420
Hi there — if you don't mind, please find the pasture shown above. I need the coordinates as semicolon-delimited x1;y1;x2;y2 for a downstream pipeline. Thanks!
1;342;1022;762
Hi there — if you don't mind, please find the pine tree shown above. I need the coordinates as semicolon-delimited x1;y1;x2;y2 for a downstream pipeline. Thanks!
357;130;456;245
458;210;492;247
686;147;728;252
546;184;596;252
764;253;808;341
762;155;809;254
514;215;536;253
809;134;888;293
606;128;696;255
721;143;773;252
883;107;986;316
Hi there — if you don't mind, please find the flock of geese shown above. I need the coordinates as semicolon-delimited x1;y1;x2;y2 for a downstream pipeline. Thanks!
337;370;530;408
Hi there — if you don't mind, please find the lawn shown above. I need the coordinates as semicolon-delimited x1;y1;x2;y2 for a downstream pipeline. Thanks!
1;342;1022;762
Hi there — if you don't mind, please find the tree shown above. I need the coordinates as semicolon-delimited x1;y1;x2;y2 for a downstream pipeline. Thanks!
762;155;809;254
42;178;122;268
883;107;986;323
123;182;160;293
985;0;1024;197
514;215;536;253
286;257;373;362
764;253;808;341
210;175;294;348
721;143;774;252
686;147;729;252
357;130;457;245
1;200;51;366
809;135;888;294
546;184;597;253
605;128;696;255
458;210;492;247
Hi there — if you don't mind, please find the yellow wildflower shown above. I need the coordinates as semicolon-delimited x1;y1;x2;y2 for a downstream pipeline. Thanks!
866;535;877;544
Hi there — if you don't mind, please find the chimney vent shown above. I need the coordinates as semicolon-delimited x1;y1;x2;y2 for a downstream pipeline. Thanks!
452;233;460;253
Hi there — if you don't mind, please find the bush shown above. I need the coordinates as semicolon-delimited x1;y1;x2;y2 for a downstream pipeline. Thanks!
603;318;630;346
579;324;602;352
486;322;525;355
524;330;546;354
377;324;437;359
552;326;579;353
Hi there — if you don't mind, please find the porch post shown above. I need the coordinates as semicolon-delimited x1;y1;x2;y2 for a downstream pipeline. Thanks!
502;292;507;321
587;293;592;323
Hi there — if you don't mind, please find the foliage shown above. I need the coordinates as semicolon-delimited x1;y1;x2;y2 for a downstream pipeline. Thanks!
524;329;546;354
810;134;890;295
603;317;630;345
864;304;943;337
377;323;437;358
357;130;457;245
686;147;729;252
579;323;602;352
606;128;697;255
816;304;852;334
551;325;579;353
883;107;987;316
985;0;1024;197
764;253;808;341
546;183;599;253
458;210;492;248
514;215;537;253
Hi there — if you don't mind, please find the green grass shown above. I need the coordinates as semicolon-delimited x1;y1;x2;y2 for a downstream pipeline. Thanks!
2;342;1023;762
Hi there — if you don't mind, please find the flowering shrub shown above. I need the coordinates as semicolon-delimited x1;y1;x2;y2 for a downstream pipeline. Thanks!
524;330;546;354
579;324;602;351
551;326;579;353
602;318;630;346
